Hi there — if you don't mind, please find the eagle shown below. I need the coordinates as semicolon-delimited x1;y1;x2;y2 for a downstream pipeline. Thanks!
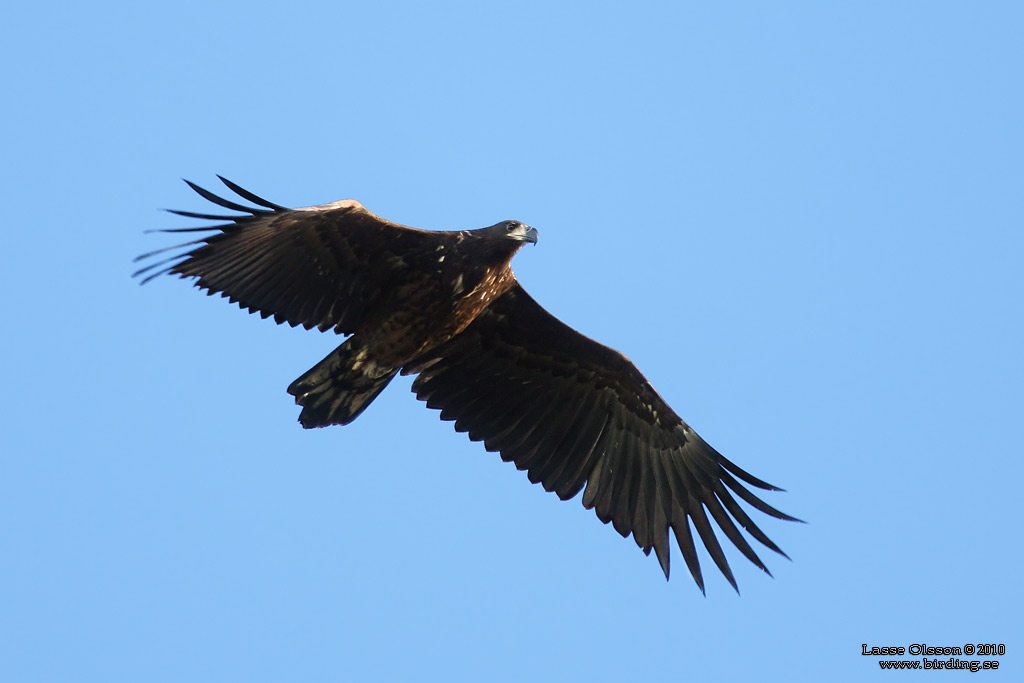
134;176;799;593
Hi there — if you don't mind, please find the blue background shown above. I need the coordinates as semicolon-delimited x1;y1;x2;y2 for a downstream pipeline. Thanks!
3;1;1021;680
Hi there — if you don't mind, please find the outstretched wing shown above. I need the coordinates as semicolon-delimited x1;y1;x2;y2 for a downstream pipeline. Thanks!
133;177;451;333
405;284;799;592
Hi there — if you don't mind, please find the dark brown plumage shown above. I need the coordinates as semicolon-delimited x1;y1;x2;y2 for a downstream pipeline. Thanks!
135;177;800;593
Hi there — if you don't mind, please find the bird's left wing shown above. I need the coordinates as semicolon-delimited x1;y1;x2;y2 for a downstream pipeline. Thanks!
133;177;450;334
405;283;799;592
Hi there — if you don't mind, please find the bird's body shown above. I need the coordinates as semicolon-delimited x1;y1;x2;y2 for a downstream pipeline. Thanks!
135;177;799;592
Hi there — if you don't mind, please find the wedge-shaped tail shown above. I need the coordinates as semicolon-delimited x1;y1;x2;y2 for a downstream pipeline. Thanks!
287;341;398;428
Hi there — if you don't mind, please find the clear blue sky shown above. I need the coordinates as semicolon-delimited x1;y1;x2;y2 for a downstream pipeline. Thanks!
3;1;1021;680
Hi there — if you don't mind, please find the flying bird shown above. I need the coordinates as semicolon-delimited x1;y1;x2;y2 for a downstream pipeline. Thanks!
134;177;799;593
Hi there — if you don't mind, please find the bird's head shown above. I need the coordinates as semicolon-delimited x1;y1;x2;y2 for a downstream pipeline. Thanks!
478;220;539;246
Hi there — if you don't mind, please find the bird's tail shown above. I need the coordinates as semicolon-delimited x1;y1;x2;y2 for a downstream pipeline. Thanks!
287;341;398;428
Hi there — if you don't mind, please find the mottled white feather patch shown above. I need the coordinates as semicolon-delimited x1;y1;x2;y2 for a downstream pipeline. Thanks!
297;199;363;212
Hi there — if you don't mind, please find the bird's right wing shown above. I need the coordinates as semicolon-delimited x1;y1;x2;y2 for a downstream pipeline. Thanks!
406;283;800;592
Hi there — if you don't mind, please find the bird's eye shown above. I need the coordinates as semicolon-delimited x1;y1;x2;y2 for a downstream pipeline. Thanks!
506;222;519;232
